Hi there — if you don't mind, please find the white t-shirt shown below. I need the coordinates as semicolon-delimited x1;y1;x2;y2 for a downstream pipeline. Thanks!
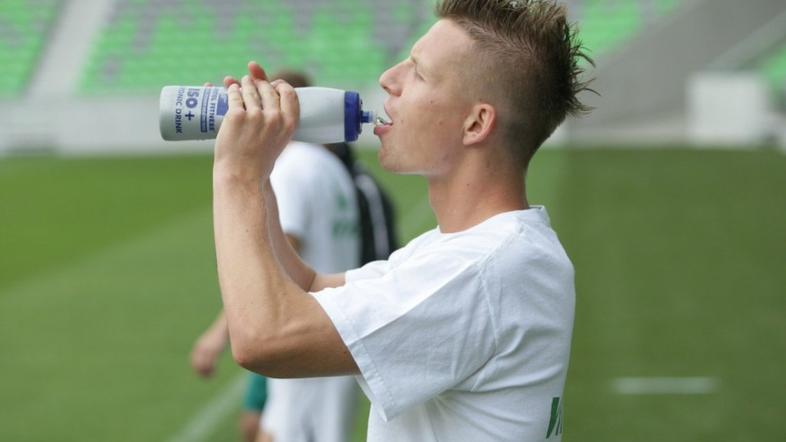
270;141;359;273
313;207;575;442
264;141;360;442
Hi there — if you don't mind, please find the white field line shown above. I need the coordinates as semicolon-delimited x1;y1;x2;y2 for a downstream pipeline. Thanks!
167;373;247;442
611;377;719;395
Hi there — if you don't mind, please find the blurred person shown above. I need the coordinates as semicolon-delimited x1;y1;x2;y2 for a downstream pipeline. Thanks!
325;142;398;265
193;71;398;442
211;1;593;441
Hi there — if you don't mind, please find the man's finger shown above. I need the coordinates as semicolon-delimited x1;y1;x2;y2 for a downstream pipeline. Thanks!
257;80;280;118
248;61;267;81
241;75;261;112
223;76;239;89
275;81;299;133
226;83;244;111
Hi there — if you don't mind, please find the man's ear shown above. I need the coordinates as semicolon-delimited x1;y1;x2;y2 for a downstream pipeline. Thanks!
462;103;496;146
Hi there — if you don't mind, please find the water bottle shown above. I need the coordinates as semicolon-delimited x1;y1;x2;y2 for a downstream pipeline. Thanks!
159;86;381;143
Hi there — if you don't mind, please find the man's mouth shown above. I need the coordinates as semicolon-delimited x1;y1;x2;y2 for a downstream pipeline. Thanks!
380;106;394;126
374;115;392;126
374;108;393;136
373;123;392;136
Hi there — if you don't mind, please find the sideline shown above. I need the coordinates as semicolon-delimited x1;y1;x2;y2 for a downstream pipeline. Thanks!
612;377;719;395
167;373;248;442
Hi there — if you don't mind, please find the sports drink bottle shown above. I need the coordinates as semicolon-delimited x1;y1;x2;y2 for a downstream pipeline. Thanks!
159;86;381;143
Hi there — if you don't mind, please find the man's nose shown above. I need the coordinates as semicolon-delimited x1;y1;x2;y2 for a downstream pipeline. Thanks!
379;63;402;96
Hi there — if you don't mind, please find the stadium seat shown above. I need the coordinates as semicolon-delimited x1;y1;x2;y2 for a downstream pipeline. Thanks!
0;0;61;98
0;0;693;97
78;0;428;94
74;0;688;95
759;43;786;97
570;0;681;59
0;0;694;99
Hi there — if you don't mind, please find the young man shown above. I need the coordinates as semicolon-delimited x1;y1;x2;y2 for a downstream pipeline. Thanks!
211;1;592;440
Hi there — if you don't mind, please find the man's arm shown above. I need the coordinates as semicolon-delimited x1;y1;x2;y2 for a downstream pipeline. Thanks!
226;65;345;294
190;311;229;378
261;179;345;292
213;71;357;378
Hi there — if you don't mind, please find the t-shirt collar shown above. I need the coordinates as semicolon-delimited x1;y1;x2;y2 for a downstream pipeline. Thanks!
436;205;550;236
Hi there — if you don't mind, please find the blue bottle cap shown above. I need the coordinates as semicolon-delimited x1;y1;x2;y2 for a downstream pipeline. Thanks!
344;91;363;142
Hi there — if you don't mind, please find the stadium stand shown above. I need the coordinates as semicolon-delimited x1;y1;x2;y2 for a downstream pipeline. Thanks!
79;0;430;94
759;43;786;95
0;0;61;98
565;0;681;59
75;0;687;95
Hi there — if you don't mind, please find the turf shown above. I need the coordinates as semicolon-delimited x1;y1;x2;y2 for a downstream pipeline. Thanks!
549;148;786;442
0;148;783;441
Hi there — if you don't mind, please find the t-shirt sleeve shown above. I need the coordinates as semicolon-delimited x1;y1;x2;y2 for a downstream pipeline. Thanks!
312;251;496;421
270;159;310;239
343;259;390;282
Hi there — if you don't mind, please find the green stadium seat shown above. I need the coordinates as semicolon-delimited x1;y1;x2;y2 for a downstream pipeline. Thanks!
77;0;436;94
0;0;61;98
572;0;681;61
758;43;786;96
75;0;689;95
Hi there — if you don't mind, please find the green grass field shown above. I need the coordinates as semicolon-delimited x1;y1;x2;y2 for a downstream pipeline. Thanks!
0;147;784;441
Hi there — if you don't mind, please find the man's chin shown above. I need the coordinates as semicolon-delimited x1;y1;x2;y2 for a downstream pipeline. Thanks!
377;145;398;169
378;144;420;175
377;152;398;173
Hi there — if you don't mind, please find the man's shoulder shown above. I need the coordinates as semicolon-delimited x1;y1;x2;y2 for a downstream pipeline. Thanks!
438;210;545;253
433;209;572;278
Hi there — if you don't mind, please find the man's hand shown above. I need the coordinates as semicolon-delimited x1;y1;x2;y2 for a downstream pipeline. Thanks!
214;67;300;182
190;317;229;378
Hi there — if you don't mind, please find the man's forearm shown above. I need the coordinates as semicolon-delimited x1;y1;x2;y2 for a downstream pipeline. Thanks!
261;180;318;290
213;171;302;358
213;170;356;376
262;181;346;291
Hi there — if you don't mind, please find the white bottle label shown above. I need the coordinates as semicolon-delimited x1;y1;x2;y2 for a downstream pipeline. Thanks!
159;86;225;141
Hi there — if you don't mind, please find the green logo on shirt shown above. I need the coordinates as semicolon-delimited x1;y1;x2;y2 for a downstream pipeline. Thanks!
331;189;357;238
332;219;358;237
546;397;563;438
336;193;349;211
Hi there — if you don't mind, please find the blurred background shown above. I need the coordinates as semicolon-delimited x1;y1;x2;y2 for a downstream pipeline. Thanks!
0;0;784;441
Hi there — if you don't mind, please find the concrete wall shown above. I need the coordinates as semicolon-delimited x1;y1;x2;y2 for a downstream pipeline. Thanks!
572;0;786;133
0;97;211;155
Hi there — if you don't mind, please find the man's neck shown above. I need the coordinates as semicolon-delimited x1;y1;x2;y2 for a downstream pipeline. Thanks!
427;156;528;233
